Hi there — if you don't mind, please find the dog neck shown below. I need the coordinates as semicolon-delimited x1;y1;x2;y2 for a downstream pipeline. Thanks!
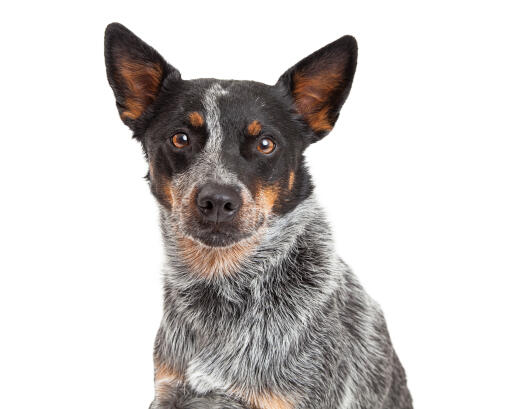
159;195;342;306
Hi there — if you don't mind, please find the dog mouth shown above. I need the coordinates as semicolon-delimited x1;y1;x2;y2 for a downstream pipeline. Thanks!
193;230;247;247
182;215;265;248
186;223;255;247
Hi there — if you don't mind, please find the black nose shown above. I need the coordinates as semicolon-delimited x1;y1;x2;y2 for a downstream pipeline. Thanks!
196;183;241;222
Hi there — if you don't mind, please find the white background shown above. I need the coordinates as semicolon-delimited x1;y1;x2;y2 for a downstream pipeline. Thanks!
1;1;510;408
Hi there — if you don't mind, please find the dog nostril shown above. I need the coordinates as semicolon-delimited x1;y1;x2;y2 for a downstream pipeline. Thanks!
224;202;235;212
203;200;214;210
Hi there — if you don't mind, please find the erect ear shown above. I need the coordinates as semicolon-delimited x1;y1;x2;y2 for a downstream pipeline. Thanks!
276;35;357;142
104;23;180;129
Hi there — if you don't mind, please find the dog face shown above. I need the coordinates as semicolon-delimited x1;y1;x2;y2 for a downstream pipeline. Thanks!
105;23;357;249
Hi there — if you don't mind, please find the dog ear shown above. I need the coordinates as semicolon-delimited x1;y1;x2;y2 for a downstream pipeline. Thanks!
276;36;357;142
104;23;180;129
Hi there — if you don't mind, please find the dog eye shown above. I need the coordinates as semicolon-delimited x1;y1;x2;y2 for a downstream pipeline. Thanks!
257;137;276;155
171;132;190;149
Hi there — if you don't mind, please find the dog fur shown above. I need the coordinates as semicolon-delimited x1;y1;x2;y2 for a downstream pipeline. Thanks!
105;23;413;409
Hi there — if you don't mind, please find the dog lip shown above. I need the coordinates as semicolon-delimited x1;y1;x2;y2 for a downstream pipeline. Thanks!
182;212;266;247
192;232;243;247
186;227;253;248
197;220;238;233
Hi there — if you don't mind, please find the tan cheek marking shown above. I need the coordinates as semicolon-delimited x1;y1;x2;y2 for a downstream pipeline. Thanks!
247;120;262;136
163;182;174;206
118;59;163;120
149;160;176;208
288;171;295;191
188;111;204;127
256;183;280;214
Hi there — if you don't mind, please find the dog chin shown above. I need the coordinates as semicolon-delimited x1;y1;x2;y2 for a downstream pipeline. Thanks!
188;230;252;248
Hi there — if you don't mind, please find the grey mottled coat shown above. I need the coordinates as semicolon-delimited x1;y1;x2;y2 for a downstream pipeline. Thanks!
103;22;413;409
151;198;413;409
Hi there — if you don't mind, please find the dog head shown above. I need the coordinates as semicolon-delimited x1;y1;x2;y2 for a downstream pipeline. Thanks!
105;23;357;252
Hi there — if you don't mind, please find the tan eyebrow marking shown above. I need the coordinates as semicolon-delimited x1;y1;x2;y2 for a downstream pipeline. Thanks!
247;120;262;136
188;111;204;127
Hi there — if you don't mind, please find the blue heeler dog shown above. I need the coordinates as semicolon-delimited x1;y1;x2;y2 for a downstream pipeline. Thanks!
104;22;413;409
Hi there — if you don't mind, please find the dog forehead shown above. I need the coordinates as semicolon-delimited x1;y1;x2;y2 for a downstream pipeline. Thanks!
192;80;279;126
157;79;283;140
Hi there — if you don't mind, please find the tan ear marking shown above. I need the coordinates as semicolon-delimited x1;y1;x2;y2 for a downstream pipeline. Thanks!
118;59;163;120
247;120;262;136
292;69;344;132
188;111;204;127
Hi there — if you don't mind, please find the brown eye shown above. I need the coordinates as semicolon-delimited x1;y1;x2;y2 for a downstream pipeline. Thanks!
257;137;276;154
171;132;189;148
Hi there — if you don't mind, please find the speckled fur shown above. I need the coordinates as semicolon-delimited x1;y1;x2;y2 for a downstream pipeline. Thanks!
150;197;412;409
104;22;413;409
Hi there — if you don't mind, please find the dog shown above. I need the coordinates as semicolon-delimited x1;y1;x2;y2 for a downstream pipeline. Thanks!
104;23;413;409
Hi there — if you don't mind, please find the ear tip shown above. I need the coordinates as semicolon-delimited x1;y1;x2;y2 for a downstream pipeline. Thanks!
104;22;133;45
105;22;128;34
104;23;136;77
337;35;358;53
